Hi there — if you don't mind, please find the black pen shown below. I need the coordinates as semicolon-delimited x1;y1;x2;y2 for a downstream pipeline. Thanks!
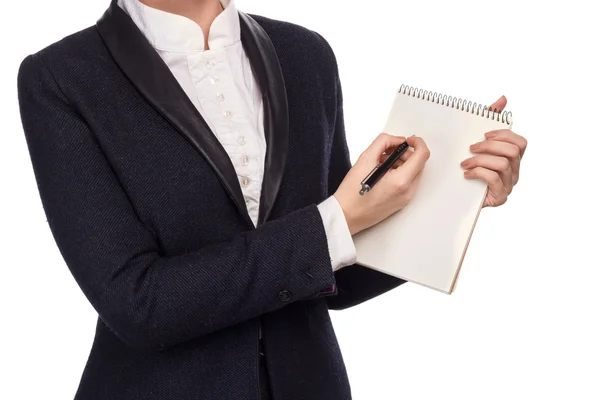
359;135;415;195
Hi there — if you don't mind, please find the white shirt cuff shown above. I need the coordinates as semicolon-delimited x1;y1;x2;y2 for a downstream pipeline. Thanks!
317;195;357;272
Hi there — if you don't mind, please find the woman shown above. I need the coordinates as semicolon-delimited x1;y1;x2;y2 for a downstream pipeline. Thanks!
16;0;525;399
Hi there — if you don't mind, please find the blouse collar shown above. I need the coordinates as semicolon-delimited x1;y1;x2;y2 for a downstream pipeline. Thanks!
116;0;240;52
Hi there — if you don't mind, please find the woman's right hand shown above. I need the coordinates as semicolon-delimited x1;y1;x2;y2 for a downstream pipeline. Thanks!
334;134;430;236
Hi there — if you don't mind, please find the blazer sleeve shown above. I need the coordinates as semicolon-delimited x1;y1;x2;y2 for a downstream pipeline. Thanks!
323;54;408;311
17;53;337;350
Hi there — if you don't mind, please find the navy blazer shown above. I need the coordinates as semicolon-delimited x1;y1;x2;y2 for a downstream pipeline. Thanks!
17;1;406;399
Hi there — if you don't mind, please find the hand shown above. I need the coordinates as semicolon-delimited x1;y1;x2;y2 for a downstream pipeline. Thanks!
460;96;528;207
334;134;430;235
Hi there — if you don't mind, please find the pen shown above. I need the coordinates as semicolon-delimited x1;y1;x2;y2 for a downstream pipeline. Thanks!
359;135;415;195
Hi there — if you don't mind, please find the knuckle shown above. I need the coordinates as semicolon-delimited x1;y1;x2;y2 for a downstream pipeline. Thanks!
509;144;520;158
500;157;510;171
422;148;431;160
492;173;503;185
394;178;410;192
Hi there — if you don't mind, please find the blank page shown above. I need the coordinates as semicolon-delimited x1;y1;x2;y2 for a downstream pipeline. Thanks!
352;86;513;293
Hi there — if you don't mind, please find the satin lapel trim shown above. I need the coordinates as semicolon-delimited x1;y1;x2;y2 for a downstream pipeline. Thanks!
96;0;254;227
239;12;289;226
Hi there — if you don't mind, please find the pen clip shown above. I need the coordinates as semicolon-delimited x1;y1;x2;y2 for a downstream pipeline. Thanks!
361;163;381;185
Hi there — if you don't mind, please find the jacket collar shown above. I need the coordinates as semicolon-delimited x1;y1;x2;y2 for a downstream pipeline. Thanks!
96;0;289;227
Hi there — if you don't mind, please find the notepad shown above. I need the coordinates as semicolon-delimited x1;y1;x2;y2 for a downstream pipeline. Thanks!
352;85;514;294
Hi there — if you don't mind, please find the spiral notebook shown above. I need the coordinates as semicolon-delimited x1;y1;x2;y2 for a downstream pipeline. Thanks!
352;85;514;294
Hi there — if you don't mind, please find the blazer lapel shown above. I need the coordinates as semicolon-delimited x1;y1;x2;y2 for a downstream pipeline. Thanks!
96;0;254;227
239;12;289;225
96;1;289;228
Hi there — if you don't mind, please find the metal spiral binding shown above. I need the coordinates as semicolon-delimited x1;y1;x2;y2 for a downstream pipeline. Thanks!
399;84;512;125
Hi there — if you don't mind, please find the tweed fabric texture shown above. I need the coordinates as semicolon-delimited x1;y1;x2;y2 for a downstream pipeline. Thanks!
17;13;406;400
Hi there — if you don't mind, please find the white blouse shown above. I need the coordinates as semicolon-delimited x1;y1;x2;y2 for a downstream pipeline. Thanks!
116;0;356;271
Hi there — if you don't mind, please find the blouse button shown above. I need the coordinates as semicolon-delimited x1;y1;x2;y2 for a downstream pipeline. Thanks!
237;135;247;145
216;93;225;102
241;155;250;166
223;110;233;119
205;59;216;69
210;75;220;84
240;176;250;188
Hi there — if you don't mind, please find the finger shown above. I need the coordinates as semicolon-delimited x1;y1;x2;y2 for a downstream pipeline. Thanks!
378;155;405;169
379;147;413;167
361;133;407;164
470;139;521;184
484;129;527;158
386;136;430;184
380;146;413;162
464;167;508;206
461;154;512;193
489;95;507;112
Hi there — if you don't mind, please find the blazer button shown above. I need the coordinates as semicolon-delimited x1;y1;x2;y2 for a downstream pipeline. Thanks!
278;290;291;302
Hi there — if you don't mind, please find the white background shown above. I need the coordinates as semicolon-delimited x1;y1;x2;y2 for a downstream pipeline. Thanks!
2;0;599;399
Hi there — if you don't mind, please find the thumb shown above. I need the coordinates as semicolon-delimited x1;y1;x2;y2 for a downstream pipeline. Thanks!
489;95;507;112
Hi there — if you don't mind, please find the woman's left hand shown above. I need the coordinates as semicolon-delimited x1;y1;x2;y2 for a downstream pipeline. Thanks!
460;96;528;207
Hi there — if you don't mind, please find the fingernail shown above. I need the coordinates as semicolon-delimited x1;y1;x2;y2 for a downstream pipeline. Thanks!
470;143;480;151
485;132;496;139
460;160;469;168
464;170;472;177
